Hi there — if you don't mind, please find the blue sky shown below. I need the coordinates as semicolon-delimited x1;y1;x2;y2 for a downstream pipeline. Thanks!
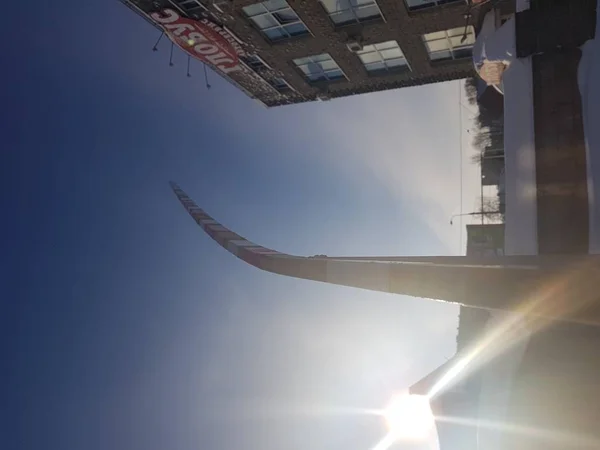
2;1;480;449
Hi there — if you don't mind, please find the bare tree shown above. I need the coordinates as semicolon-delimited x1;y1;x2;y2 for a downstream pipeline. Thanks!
476;196;504;223
464;77;479;105
468;91;505;166
471;151;484;165
472;129;492;152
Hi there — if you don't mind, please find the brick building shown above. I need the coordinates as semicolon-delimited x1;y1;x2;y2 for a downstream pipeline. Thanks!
119;0;497;106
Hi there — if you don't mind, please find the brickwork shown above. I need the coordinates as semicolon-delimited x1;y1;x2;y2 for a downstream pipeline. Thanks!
224;0;474;96
125;0;491;106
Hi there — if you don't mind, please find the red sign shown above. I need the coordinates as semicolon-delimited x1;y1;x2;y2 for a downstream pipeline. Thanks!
150;9;244;74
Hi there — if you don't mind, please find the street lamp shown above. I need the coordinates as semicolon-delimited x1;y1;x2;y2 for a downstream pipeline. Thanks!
449;211;487;225
450;209;503;225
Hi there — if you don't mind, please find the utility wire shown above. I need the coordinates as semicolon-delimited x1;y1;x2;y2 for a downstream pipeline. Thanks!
458;80;464;255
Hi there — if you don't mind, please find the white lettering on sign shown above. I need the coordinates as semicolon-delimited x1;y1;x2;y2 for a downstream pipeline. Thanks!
187;32;207;43
207;52;233;66
194;43;218;54
152;9;178;24
149;9;243;74
164;23;195;36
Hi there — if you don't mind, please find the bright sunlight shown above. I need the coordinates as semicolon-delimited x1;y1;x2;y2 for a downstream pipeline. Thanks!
383;394;435;441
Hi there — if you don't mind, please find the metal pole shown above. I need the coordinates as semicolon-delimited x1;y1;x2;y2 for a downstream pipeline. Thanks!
152;32;164;51
450;211;501;225
481;171;485;224
203;63;211;89
458;81;464;254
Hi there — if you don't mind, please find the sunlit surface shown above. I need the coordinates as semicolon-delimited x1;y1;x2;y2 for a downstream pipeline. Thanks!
267;268;600;450
383;394;434;440
437;415;600;448
427;311;532;401
368;393;436;450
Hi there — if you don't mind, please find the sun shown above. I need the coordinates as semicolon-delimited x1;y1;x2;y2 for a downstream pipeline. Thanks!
382;394;435;441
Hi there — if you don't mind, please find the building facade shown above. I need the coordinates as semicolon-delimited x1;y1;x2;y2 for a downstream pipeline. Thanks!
119;0;494;106
466;223;504;256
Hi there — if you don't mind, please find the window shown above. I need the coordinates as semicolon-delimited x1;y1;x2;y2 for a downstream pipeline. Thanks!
270;77;294;93
356;41;409;73
422;26;475;61
242;0;309;42
211;1;230;13
405;0;462;11
293;54;346;82
242;54;269;71
172;0;207;14
319;0;383;26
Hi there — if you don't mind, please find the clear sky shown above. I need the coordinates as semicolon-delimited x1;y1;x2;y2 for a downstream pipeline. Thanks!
3;1;481;449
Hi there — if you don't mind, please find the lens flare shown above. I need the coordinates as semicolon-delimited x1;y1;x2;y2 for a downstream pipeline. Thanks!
383;394;435;441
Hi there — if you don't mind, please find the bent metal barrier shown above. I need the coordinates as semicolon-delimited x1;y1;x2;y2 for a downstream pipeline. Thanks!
170;182;600;326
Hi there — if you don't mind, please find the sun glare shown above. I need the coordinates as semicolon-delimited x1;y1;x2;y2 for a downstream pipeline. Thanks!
383;394;435;441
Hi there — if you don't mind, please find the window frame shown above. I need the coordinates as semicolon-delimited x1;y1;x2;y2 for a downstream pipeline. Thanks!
269;76;295;93
318;0;385;27
355;40;411;74
211;0;230;13
292;53;347;83
169;0;208;15
422;26;476;62
242;0;311;43
242;54;272;72
405;0;463;12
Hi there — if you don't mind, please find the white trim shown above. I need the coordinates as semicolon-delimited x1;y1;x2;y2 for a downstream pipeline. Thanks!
503;57;538;256
243;53;273;71
167;0;190;15
222;25;247;47
270;76;295;93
